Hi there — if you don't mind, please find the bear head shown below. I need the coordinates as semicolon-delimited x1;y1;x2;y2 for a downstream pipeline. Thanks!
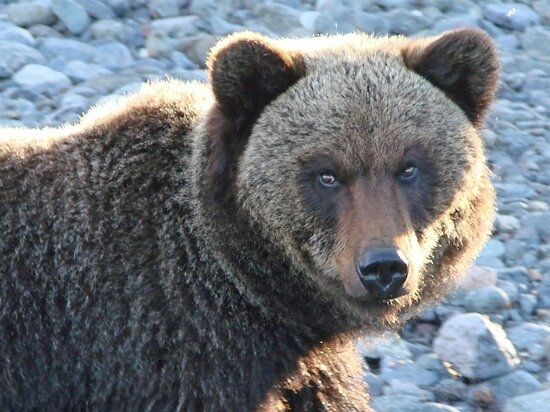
198;29;498;327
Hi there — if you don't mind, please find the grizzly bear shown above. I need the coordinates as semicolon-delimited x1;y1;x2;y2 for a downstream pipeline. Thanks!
0;28;498;411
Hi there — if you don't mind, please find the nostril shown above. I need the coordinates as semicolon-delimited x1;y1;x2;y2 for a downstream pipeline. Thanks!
356;248;409;300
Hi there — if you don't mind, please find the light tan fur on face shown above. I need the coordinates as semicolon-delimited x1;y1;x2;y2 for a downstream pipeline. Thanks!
334;177;420;299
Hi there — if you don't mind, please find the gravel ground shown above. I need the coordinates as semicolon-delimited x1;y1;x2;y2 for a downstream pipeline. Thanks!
0;0;549;411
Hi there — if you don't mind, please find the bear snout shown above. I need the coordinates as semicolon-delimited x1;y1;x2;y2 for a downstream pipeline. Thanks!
356;247;409;301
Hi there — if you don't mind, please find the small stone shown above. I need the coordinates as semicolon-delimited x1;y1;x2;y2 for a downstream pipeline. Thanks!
504;389;550;412
459;266;498;290
60;61;113;82
485;370;542;405
497;280;519;303
364;371;383;397
299;11;320;30
0;27;36;47
75;0;116;19
13;64;72;96
257;3;301;34
495;214;521;232
386;9;431;35
93;42;134;70
433;378;468;402
313;8;355;34
480;239;506;259
483;3;540;31
506;323;550;352
146;16;204;57
379;360;439;387
353;12;390;34
148;0;186;18
520;294;537;316
5;2;57;27
90;20;126;41
0;41;45;79
383;379;434;401
464;287;511;314
39;38;96;64
433;313;519;380
51;0;91;35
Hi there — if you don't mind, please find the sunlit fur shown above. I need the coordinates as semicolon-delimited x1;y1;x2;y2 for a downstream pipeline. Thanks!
0;30;497;411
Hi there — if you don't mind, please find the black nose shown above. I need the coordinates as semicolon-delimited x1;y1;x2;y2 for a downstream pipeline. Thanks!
356;248;408;301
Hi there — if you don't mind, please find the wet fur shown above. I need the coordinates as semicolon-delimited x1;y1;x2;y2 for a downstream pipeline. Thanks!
0;30;498;411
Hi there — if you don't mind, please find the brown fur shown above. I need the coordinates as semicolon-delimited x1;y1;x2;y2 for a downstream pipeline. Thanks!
0;29;498;410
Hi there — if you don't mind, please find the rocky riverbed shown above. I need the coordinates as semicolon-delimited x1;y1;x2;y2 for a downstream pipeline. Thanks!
0;0;549;411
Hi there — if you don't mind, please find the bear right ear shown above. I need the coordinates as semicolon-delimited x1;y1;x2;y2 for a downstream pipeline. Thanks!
402;28;499;128
208;32;305;122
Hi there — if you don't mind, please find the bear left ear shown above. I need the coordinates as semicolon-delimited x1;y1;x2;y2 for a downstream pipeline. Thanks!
208;32;305;122
403;28;499;128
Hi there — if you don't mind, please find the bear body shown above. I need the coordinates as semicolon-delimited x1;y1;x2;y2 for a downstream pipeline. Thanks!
0;30;498;411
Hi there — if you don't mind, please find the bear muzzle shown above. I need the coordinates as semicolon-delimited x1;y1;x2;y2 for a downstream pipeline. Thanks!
355;247;409;301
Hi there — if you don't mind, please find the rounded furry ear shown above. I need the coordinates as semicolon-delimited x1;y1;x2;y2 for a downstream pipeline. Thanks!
208;32;305;120
403;28;499;128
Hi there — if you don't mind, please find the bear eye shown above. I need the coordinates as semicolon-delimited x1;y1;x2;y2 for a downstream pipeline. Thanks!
318;171;339;188
399;165;418;183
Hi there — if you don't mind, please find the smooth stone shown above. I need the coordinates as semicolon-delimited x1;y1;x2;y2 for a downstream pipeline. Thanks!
383;379;434;401
0;41;45;79
459;266;498;290
483;3;540;31
60;61;113;82
75;0;116;19
484;370;542;404
13;64;72;96
93;42;134;70
148;0;186;18
520;294;537;316
433;313;519;380
39;38;96;63
5;2;57;27
51;0;90;35
506;323;550;352
504;389;550;412
257;3;301;34
464;287;511;314
433;379;468;402
90;19;126;41
0;27;36;46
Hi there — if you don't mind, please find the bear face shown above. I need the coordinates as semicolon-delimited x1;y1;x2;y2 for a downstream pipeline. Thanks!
204;29;498;328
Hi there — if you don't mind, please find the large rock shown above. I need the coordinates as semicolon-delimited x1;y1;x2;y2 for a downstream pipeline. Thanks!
504;389;550;412
51;0;91;35
483;3;540;31
5;2;57;27
13;64;72;96
433;314;519;380
0;41;45;79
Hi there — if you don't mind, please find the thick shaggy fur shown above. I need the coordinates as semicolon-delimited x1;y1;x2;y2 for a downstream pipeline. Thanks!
0;30;498;411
